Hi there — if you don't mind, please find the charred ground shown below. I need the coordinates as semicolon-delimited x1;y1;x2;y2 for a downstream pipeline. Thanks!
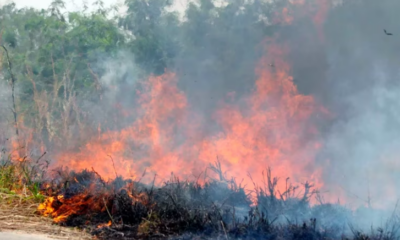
35;162;398;240
1;144;399;240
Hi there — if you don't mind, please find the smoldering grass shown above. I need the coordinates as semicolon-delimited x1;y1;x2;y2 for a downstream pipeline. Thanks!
1;151;399;240
34;163;400;240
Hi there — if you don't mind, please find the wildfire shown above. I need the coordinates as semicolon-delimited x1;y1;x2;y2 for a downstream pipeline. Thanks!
32;0;337;227
46;41;328;208
37;170;151;226
197;39;326;195
36;1;333;206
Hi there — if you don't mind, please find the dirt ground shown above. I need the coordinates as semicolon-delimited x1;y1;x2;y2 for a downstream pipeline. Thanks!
0;193;92;240
0;231;63;240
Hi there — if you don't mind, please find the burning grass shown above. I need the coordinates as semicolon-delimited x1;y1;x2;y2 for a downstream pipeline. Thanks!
0;148;399;240
0;147;91;239
32;161;399;240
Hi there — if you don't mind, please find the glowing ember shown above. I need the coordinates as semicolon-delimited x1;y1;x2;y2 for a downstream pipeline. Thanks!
97;221;112;228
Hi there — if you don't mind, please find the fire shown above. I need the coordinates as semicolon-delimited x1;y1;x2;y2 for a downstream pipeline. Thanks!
197;39;326;197
34;0;337;225
44;0;331;202
47;38;328;205
37;169;151;225
37;192;108;223
52;72;189;181
97;221;112;228
37;196;58;217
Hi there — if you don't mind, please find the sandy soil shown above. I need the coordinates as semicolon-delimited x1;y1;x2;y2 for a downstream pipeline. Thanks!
0;231;60;240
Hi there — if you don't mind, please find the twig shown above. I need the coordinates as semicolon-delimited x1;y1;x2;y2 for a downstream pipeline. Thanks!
91;167;106;187
87;62;102;92
220;220;229;240
137;169;147;184
166;192;178;208
102;197;115;226
107;154;118;179
35;152;47;164
148;174;157;197
1;45;18;136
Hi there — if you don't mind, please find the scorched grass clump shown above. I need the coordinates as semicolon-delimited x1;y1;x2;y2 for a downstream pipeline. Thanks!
0;149;397;240
34;162;400;240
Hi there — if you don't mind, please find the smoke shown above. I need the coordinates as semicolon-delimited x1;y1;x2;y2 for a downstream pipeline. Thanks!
158;0;400;229
0;77;13;144
5;0;400;233
312;0;400;210
223;0;400;212
81;51;142;131
58;0;400;212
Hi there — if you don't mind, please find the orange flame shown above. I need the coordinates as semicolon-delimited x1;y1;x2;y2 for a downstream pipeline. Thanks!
48;35;329;204
197;39;326;196
97;221;112;228
37;181;150;224
53;72;189;181
38;0;333;209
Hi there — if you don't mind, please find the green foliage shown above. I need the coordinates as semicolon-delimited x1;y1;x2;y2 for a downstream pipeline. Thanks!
120;0;180;74
3;30;17;48
0;154;47;202
0;1;126;145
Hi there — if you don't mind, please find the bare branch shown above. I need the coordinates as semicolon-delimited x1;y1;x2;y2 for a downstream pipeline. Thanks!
1;44;18;136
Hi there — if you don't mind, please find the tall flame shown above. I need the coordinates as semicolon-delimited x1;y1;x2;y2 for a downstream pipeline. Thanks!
54;72;189;181
11;0;334;204
50;36;328;202
197;39;325;193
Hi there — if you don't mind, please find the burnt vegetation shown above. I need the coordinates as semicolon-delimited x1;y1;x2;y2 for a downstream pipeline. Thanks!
1;141;399;239
33;162;398;240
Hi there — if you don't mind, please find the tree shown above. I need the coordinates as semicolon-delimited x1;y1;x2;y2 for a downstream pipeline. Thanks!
119;0;180;75
0;2;125;150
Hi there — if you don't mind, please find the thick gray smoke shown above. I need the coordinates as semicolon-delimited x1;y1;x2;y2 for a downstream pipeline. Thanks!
90;0;400;223
162;0;400;230
238;1;400;233
315;0;400;209
264;0;400;230
81;51;142;131
166;0;400;211
67;0;400;231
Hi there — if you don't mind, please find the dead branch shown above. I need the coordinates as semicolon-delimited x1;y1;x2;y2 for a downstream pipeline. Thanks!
1;44;18;136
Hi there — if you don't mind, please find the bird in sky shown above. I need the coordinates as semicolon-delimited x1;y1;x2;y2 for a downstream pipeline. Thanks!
384;29;393;36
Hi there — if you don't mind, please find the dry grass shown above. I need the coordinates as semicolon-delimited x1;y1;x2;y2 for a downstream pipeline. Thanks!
0;193;92;239
0;149;93;239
